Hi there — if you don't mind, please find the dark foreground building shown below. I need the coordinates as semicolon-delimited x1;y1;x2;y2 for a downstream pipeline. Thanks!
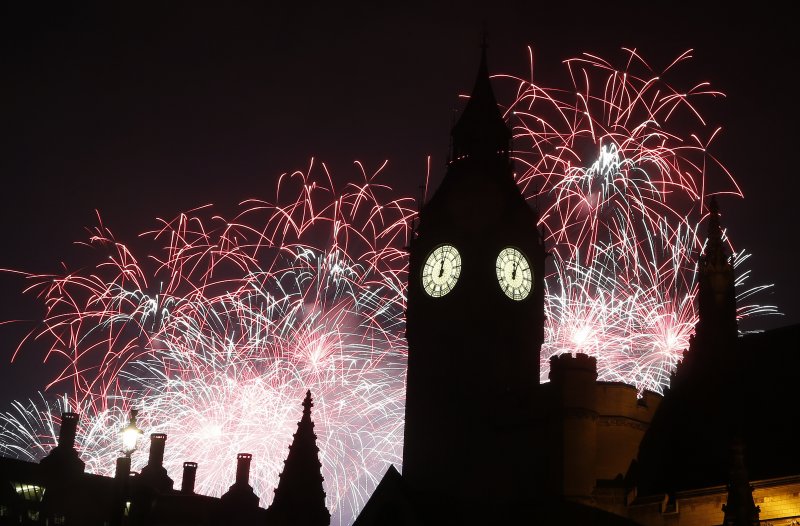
3;46;800;526
0;391;329;526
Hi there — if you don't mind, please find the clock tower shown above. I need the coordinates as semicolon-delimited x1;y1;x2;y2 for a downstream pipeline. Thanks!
402;44;546;509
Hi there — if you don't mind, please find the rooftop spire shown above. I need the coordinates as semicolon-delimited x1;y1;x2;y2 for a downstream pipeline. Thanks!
699;196;735;294
692;196;737;352
450;35;511;162
704;196;727;266
268;390;330;526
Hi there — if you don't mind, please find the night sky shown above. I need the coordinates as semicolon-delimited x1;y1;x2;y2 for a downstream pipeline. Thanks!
1;3;798;407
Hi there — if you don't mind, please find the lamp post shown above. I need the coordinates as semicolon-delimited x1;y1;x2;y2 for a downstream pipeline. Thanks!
112;409;143;526
120;409;143;458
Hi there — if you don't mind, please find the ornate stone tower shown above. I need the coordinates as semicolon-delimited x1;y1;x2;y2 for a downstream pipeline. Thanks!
268;390;330;526
670;196;738;388
402;44;546;509
635;198;743;496
694;196;738;352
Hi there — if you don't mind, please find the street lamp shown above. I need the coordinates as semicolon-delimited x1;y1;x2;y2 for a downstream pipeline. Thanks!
120;409;143;457
113;409;142;526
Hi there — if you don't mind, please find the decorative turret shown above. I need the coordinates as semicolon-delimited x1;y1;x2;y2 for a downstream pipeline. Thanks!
672;197;738;387
547;353;599;500
635;201;746;497
268;390;330;526
721;437;760;526
695;196;738;350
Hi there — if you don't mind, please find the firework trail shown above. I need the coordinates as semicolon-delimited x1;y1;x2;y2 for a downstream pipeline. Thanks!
0;48;777;524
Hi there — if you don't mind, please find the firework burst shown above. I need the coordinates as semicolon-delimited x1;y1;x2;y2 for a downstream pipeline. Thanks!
501;47;774;389
2;160;414;525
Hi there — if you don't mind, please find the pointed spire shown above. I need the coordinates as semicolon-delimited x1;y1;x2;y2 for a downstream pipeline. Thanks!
703;196;727;267
450;35;511;162
721;437;760;526
268;390;330;526
690;196;738;352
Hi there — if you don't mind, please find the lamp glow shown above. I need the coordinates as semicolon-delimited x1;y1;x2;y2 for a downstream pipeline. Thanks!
120;409;143;457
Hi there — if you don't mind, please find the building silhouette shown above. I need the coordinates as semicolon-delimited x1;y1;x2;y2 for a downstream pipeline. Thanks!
355;45;800;526
266;390;330;526
401;40;546;510
0;392;329;525
3;45;800;526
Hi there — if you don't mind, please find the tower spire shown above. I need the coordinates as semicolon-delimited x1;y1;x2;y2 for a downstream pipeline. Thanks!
694;196;738;350
704;196;726;266
450;36;511;162
268;390;330;526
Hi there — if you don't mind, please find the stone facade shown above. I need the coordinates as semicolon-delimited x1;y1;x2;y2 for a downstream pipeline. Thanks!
625;477;800;526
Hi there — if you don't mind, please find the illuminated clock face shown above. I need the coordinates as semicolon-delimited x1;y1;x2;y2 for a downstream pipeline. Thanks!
422;244;462;297
496;247;532;300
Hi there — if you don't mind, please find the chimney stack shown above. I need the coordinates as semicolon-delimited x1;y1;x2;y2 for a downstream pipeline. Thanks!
181;462;198;494
138;433;174;491
40;412;85;475
218;453;260;515
235;453;252;486
58;412;79;450
148;433;167;468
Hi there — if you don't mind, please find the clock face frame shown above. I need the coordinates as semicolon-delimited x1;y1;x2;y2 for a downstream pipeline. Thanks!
421;244;462;298
496;247;533;301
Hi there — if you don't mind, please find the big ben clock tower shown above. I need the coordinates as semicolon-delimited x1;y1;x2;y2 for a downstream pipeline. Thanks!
402;44;546;509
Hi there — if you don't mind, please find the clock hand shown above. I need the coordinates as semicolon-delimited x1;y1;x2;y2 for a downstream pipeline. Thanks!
511;261;517;281
438;259;445;278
